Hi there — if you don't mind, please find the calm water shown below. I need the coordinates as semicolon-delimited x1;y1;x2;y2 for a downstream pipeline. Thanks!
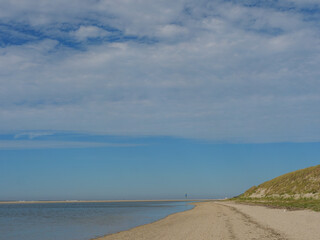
0;201;193;240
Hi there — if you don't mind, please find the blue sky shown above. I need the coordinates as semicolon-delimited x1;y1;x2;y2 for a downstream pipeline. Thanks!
0;0;320;200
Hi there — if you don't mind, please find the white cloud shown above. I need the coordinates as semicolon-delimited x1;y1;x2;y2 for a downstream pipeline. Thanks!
0;1;319;143
0;140;140;150
155;24;188;40
14;132;55;139
71;26;109;41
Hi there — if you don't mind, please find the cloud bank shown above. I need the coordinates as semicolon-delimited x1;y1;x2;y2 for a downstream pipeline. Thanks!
0;0;320;143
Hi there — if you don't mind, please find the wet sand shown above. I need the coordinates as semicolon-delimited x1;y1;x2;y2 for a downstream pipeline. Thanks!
95;201;320;240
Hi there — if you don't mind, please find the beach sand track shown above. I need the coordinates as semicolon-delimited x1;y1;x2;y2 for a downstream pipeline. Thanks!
95;202;288;240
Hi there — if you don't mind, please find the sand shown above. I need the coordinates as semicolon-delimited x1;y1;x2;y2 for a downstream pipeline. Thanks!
94;201;320;240
221;202;320;240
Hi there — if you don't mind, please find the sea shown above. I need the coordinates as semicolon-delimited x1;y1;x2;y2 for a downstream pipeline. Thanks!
0;201;193;240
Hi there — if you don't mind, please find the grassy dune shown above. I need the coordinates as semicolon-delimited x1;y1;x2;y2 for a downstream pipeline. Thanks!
233;165;320;211
232;197;320;211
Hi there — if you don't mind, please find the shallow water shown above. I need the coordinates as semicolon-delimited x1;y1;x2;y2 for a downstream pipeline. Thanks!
0;201;193;240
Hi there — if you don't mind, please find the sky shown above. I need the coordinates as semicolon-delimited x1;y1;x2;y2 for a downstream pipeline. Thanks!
0;0;320;200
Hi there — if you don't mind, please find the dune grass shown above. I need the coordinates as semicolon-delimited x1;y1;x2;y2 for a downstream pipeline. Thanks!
232;197;320;212
243;165;320;197
233;165;320;211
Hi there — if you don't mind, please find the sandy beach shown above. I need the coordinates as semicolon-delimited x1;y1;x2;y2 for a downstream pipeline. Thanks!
95;201;320;240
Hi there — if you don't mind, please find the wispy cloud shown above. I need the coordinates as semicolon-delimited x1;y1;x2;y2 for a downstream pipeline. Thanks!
0;1;319;143
14;131;55;139
0;140;140;150
71;26;110;41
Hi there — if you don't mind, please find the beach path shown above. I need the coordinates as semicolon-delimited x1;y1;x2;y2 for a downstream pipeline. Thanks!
95;201;290;240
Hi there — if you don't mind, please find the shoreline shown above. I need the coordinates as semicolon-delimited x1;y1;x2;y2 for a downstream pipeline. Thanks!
0;199;212;205
91;201;199;240
94;201;320;240
92;201;200;240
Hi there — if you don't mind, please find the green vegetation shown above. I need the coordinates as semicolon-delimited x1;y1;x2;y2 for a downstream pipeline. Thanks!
232;197;320;212
232;165;320;211
243;165;320;197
